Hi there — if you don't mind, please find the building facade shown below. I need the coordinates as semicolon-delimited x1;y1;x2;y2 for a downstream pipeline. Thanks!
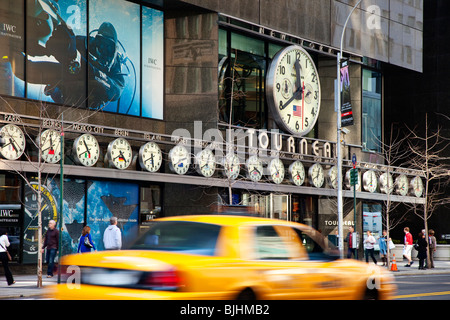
0;0;424;263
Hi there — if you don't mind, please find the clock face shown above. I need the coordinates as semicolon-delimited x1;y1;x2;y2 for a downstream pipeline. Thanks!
266;45;321;136
139;142;162;172
107;138;132;170
39;129;61;163
363;170;378;193
223;153;240;180
379;172;394;194
73;133;100;167
289;160;305;186
410;176;423;197
327;165;338;189
246;155;263;182
269;158;285;184
395;174;409;196
308;163;324;188
195;148;216;177
0;124;26;160
345;169;360;191
169;145;190;175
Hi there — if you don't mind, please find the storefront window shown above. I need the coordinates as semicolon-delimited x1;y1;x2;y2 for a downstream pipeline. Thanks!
139;185;162;233
362;68;382;153
363;203;382;245
219;31;267;129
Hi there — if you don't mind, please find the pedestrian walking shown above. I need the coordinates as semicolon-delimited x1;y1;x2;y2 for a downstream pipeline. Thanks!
428;229;437;268
403;227;414;267
378;230;388;266
364;230;377;264
41;220;59;278
416;231;428;270
345;226;359;259
0;228;15;286
77;226;96;253
103;217;122;250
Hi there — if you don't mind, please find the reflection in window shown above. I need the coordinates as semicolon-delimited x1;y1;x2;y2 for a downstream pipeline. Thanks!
362;69;382;152
219;32;266;129
254;226;290;260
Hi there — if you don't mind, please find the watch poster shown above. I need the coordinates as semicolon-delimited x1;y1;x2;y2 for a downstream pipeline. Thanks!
0;0;163;120
86;180;139;251
340;59;353;127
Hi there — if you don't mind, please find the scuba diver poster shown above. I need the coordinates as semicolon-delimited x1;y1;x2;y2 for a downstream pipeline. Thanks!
1;0;163;120
88;0;141;116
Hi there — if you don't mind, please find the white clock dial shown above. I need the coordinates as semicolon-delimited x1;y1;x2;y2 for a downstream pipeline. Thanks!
73;133;100;167
107;138;132;170
0;124;26;160
269;158;285;184
308;163;324;188
363;170;378;193
266;45;321;136
139;141;162;172
39;129;61;163
289;160;305;186
395;174;409;196
246;155;263;182
327;165;338;189
410;176;423;198
379;172;394;194
169;145;190;175
223;153;240;180
195;148;216;177
345;169;360;191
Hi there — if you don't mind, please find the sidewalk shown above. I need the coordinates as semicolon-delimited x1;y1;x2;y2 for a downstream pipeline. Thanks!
1;260;450;299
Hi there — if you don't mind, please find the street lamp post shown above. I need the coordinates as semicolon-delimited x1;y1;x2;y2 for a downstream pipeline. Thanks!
337;0;362;258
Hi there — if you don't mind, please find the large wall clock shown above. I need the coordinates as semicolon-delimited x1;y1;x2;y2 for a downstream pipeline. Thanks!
139;141;162;173
266;45;321;136
107;138;132;170
39;129;61;163
73;133;100;167
0;124;26;160
169;145;190;175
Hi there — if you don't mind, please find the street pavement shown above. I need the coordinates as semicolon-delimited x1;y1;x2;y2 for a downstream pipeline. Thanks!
1;260;450;299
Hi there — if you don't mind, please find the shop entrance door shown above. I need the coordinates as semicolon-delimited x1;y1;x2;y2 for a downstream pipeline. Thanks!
270;194;290;221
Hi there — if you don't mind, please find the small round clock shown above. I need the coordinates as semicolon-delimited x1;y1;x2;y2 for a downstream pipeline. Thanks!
195;148;216;177
410;176;424;198
0;124;26;160
269;158;285;184
246;155;263;182
266;45;321;136
107;137;132;170
73;133;100;167
169;145;190;175
327;165;338;189
379;172;394;194
139;141;162;173
308;163;324;188
39;129;61;163
395;174;409;196
223;153;240;180
289;160;305;186
345;169;360;191
363;170;378;193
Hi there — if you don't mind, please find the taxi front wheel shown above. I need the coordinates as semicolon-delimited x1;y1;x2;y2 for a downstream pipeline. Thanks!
236;288;257;300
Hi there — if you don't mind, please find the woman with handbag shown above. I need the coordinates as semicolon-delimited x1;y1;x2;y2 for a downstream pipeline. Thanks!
77;226;97;253
0;228;15;285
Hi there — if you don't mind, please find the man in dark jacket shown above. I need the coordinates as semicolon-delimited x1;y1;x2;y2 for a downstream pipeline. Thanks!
41;220;59;278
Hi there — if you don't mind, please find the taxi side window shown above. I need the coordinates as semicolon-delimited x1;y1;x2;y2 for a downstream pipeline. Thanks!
254;226;290;260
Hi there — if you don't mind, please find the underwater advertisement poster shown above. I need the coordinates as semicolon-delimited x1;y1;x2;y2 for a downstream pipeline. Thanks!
0;0;164;119
86;180;139;251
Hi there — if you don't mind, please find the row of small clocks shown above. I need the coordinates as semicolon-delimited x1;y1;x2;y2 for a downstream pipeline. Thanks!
0;124;424;197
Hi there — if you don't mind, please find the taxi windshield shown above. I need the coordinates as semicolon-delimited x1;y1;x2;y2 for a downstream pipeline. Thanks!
130;221;221;256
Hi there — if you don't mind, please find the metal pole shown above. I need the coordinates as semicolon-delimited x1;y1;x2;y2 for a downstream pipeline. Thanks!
57;115;64;284
337;0;362;259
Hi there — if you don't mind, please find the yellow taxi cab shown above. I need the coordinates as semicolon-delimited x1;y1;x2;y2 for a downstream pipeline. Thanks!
50;215;396;300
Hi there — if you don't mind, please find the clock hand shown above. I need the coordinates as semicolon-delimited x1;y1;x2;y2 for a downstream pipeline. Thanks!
83;140;91;155
294;59;302;94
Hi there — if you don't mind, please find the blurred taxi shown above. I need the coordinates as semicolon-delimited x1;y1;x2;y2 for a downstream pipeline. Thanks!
50;215;396;300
